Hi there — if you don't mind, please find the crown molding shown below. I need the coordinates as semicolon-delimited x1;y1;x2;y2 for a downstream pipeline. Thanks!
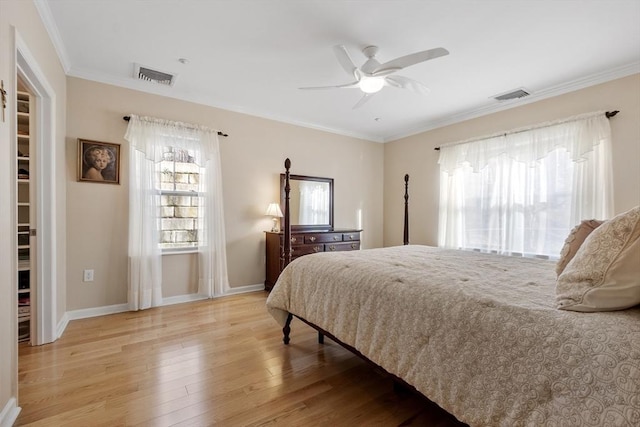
27;1;640;144
384;61;640;142
67;67;384;143
69;60;638;145
60;50;639;145
33;0;71;73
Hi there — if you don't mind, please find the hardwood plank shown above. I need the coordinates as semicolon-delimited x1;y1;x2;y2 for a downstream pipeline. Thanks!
17;292;461;426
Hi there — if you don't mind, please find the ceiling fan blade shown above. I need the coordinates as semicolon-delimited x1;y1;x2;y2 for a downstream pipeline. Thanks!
372;47;449;75
352;93;375;109
299;81;359;90
385;75;431;95
333;45;359;79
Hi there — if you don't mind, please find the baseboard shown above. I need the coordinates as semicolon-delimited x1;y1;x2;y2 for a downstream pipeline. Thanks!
161;294;208;306
58;285;265;335
56;311;69;339
66;303;129;322
224;283;264;295
0;398;20;427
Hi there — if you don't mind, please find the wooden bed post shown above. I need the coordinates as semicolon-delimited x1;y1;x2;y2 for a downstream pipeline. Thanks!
283;313;293;344
282;159;293;345
403;174;409;245
283;158;292;268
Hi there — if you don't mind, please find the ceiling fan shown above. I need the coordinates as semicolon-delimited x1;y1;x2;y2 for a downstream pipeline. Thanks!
300;45;449;109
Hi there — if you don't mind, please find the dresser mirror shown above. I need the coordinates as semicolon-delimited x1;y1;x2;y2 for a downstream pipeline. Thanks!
280;174;334;231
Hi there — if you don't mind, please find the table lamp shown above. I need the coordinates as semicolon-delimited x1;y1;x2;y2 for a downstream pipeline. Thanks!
265;202;283;232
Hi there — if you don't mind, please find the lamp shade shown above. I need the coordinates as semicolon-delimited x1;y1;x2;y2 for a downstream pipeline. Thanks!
265;203;283;217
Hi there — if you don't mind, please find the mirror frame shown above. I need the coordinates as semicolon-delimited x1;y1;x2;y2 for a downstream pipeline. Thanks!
280;174;334;231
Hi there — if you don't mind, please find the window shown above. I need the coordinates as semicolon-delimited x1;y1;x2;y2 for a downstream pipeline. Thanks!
125;114;229;307
438;113;612;258
158;147;201;250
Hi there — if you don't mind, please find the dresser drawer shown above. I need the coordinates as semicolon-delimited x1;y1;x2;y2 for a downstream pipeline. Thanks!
326;242;360;252
342;232;360;242
288;235;303;245
291;244;323;256
305;232;343;244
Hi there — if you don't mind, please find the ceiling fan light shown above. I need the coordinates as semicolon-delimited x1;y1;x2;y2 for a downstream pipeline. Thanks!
358;76;384;93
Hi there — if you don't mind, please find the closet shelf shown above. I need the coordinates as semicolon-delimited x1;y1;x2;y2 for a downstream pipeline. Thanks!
16;87;32;345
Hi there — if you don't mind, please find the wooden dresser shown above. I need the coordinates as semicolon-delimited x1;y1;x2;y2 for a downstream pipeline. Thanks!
264;228;362;291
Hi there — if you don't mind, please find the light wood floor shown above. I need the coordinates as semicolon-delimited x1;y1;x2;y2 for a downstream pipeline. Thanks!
17;292;463;426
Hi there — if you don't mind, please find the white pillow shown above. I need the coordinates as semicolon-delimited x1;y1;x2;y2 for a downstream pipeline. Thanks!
555;219;604;276
556;206;640;312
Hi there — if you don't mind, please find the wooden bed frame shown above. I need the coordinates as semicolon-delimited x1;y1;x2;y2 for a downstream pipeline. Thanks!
272;157;637;425
275;159;462;420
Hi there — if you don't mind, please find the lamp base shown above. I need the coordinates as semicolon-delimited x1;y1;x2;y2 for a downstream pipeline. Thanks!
271;217;280;233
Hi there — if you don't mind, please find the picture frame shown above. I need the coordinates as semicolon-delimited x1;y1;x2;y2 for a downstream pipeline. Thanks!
78;139;120;184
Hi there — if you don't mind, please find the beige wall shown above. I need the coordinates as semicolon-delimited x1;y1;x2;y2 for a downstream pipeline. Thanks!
66;77;384;310
383;74;640;247
0;0;67;420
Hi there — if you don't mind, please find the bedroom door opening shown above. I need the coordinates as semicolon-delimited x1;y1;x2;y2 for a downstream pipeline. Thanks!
16;34;58;346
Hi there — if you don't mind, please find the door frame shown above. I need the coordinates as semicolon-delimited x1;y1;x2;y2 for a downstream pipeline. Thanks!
15;31;58;345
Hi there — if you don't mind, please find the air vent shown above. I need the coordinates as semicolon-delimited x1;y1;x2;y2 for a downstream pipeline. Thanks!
134;64;176;86
493;88;530;101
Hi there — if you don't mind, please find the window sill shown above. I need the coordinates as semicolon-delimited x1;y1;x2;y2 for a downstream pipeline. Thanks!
162;248;198;256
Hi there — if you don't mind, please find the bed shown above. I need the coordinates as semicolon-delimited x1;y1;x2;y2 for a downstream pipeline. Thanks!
266;159;640;426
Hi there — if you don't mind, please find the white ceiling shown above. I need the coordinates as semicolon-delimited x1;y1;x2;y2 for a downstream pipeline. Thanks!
37;0;640;142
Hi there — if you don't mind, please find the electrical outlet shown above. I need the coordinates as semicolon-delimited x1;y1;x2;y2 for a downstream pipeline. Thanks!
83;269;94;282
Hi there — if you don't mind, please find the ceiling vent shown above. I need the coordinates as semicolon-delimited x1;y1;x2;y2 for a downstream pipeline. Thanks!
134;64;176;86
493;88;530;101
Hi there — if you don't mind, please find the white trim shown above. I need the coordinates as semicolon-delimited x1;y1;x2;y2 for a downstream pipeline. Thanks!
26;2;640;146
161;293;208;306
0;398;21;427
65;303;129;321
61;285;264;325
68;61;639;144
66;66;383;143
385;61;640;142
223;283;264;295
32;0;71;73
162;248;198;255
7;28;19;418
56;311;69;339
16;32;59;345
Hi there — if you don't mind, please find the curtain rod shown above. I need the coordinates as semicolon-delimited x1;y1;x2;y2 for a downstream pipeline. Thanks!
433;110;619;151
122;115;229;137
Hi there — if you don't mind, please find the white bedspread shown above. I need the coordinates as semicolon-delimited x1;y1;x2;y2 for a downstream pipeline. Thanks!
266;245;640;427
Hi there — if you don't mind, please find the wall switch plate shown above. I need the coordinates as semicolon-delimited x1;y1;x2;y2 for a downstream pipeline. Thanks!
83;269;94;282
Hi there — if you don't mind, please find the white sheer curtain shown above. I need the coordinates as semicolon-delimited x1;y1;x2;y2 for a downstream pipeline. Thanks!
126;127;162;311
124;115;229;310
196;131;230;298
438;112;613;257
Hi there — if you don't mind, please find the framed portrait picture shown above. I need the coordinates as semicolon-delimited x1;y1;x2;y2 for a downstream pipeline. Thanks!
78;139;120;184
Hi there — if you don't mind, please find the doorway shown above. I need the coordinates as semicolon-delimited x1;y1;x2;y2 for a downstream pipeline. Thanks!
16;34;58;346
